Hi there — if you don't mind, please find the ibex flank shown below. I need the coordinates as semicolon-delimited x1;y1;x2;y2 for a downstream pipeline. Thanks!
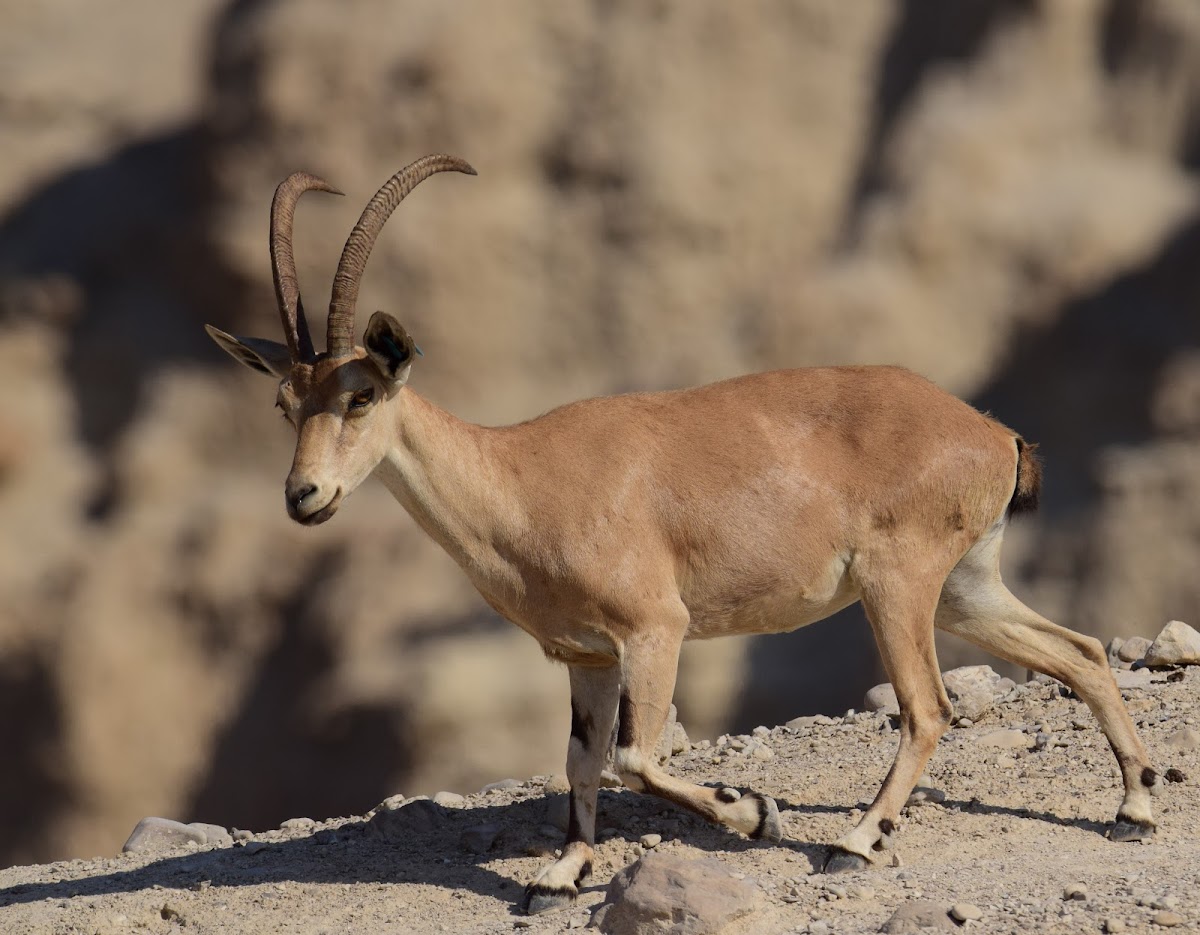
207;154;1162;915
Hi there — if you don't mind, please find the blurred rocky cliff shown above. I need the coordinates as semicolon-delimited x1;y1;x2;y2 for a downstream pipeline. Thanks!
1;0;1198;867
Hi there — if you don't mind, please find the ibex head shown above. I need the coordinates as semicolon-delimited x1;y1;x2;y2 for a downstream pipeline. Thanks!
206;154;476;525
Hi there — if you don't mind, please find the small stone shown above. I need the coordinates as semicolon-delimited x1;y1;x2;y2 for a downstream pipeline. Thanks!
864;683;900;716
280;817;315;831
752;725;771;738
433;791;467;807
785;715;836;729
846;884;875;899
950;903;983;922
956;718;974;728
188;823;232;847
543;774;571;795
1164;728;1199;753
639;833;662;849
1152;896;1180;911
1063;883;1087;901
599;770;623;789
1104;918;1126;934
906;787;946;806
122;818;207;855
942;665;1012;722
1107;636;1126;663
671;722;691;755
376;794;406;811
750;743;774;761
460;823;502;854
977;729;1033;750
1144;621;1200;666
232;829;252;842
1152;911;1184;927
1117;636;1152;663
481;778;522;794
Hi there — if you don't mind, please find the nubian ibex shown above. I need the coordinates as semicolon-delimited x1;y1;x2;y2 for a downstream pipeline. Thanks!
207;154;1162;914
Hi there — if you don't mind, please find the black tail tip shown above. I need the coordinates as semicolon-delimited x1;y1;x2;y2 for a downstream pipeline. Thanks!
1008;437;1042;516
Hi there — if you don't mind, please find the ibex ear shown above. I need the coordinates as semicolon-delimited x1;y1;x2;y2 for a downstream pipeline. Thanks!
205;325;293;378
363;311;416;386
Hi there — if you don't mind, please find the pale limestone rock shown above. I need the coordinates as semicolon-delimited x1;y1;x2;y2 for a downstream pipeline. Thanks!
594;853;760;935
121;817;207;855
1144;621;1200;666
1118;636;1153;663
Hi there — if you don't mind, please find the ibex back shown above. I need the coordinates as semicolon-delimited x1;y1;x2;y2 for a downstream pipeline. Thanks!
207;155;1161;915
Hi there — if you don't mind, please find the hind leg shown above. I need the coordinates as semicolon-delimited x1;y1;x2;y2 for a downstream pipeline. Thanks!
612;617;782;843
937;523;1159;839
828;573;952;870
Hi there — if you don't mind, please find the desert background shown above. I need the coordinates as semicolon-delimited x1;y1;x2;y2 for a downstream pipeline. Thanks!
1;0;1198;872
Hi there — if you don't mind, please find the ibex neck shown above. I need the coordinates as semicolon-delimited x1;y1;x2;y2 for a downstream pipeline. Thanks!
372;388;524;584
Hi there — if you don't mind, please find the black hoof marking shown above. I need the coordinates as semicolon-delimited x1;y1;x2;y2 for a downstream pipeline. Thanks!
1141;766;1158;788
878;818;895;836
520;883;577;915
824;847;869;874
1110;817;1156;843
750;794;783;842
715;787;741;803
576;861;593;887
1165;767;1186;783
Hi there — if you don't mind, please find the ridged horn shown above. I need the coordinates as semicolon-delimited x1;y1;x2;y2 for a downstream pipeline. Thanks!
325;154;476;359
270;172;342;361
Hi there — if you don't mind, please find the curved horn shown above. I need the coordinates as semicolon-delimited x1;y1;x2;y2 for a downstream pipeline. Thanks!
326;154;476;359
270;172;343;361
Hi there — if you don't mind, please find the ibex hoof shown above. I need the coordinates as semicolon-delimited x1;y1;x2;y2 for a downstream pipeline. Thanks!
823;847;870;874
520;883;577;915
749;793;783;842
1110;817;1156;843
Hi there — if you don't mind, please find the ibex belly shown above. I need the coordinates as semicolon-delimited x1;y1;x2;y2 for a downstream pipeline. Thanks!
683;551;858;639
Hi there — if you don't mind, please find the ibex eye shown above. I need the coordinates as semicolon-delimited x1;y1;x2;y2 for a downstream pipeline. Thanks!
349;388;374;410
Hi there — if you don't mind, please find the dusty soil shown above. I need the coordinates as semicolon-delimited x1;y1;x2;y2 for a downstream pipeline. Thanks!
1;666;1195;935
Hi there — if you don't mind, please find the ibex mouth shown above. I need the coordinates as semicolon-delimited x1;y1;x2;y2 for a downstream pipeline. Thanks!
295;488;343;526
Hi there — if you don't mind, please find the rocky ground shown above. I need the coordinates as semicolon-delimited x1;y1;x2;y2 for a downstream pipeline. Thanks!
1;627;1197;935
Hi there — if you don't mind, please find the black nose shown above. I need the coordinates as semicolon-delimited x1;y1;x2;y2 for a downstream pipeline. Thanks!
287;483;317;513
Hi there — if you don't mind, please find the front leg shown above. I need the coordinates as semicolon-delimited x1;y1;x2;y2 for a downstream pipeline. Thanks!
522;664;619;915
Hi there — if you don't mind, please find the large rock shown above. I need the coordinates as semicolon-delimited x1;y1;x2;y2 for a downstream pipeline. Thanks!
121;818;208;855
1144;621;1200;666
594;853;761;935
367;799;445;843
880;901;956;933
942;666;1015;723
